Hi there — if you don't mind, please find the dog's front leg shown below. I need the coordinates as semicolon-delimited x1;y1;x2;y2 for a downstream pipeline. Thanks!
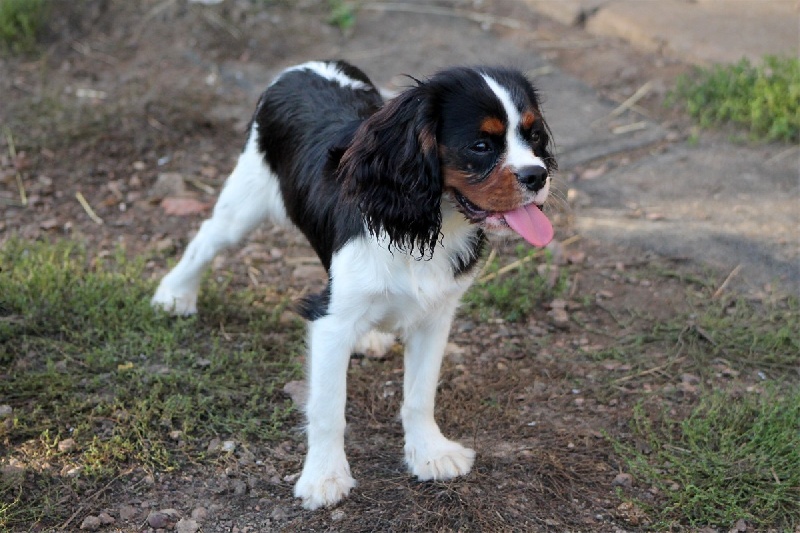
402;306;475;481
294;315;362;510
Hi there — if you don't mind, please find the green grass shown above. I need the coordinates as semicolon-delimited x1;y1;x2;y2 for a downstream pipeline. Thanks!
0;239;303;529
669;55;800;142
0;0;47;54
463;246;568;322
616;388;800;529
327;0;357;33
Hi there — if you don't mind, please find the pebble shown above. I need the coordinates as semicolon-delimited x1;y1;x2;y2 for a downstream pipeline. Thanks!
0;405;12;418
330;509;346;522
232;479;248;496
146;511;169;529
283;380;308;407
119;504;139;521
207;437;222;453
97;512;115;525
79;516;101;530
191;507;208;521
176;518;200;533
612;472;634;488
58;438;76;453
270;507;289;520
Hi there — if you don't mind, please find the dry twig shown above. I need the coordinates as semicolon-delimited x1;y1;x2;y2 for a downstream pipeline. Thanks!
711;264;743;300
478;235;581;284
75;191;104;225
3;126;27;206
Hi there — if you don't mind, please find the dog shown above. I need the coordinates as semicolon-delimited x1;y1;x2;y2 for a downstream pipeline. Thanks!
152;60;556;509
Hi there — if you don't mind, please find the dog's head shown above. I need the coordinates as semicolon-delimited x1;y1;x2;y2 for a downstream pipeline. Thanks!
338;66;556;257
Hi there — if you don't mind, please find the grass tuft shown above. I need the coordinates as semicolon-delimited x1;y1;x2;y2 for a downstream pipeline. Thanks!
616;388;800;529
0;0;47;54
0;239;303;529
463;246;568;322
669;56;800;142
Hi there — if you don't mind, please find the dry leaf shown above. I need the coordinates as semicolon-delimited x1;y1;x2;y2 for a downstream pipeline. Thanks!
161;197;210;216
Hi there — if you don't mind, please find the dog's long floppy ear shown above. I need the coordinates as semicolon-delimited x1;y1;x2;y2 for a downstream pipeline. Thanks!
338;85;441;257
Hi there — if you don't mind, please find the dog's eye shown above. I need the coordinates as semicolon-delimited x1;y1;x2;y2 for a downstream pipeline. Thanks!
470;140;492;154
531;131;541;144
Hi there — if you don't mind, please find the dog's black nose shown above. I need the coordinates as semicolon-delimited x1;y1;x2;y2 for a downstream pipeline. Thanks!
515;166;548;191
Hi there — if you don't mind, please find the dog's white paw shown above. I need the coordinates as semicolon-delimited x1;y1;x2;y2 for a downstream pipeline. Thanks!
405;434;475;481
354;331;396;358
294;453;356;510
151;283;198;316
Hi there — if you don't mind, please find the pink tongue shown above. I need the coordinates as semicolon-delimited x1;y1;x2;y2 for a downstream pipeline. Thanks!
502;204;554;247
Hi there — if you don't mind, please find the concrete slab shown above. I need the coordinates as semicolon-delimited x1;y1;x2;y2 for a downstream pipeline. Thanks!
222;7;667;169
521;0;608;26
572;142;800;292
586;0;799;65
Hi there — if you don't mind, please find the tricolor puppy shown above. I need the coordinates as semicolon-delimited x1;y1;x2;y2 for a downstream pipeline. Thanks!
152;60;556;509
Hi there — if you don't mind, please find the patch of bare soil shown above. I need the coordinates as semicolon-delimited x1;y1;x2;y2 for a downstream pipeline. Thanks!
2;1;756;531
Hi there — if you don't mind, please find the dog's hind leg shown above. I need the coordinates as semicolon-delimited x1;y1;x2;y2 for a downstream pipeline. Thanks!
152;125;288;315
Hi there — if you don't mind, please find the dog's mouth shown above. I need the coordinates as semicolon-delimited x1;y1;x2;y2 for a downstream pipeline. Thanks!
453;190;554;248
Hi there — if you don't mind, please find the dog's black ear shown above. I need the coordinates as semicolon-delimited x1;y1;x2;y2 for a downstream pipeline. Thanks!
338;86;441;257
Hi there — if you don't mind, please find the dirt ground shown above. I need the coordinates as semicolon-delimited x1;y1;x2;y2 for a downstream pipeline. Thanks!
1;1;788;531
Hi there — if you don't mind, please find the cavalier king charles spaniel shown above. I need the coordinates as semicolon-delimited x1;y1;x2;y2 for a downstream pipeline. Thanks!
152;60;556;509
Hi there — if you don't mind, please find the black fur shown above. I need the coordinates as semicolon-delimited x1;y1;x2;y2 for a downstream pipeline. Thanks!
337;85;443;259
253;63;383;270
297;282;332;321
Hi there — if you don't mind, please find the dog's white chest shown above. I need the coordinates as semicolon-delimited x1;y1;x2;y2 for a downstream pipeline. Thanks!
329;236;476;333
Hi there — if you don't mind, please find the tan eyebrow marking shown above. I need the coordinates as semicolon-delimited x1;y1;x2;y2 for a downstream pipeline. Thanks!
479;117;505;136
521;111;536;130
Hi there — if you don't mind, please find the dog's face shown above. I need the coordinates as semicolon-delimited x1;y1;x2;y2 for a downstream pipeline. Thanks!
436;68;556;247
339;66;556;255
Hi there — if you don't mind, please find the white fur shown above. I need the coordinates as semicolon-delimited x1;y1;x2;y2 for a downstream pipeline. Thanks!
295;203;479;508
277;61;371;91
481;74;550;205
151;124;288;315
153;116;480;509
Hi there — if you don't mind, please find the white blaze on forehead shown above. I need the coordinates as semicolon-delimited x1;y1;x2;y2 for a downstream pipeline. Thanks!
480;74;546;171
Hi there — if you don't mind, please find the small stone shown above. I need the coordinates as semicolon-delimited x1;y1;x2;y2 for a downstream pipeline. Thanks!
79;516;101;530
190;507;208;521
151;172;186;199
176;518;200;533
147;511;169;529
731;518;748;532
58;438;76;453
64;465;82;477
271;507;290;520
97;511;115;525
232;479;248;496
283;380;308;407
330;509;346;521
612;472;634;488
221;440;236;453
207;437;222;453
0;405;12;418
119;504;139;521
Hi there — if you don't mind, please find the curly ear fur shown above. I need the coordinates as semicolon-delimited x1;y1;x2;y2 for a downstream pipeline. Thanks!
337;86;441;258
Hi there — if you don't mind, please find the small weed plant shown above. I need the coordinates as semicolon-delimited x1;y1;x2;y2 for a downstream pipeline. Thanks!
669;55;800;142
0;240;303;528
327;0;357;33
0;0;47;54
616;388;800;529
464;246;568;322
